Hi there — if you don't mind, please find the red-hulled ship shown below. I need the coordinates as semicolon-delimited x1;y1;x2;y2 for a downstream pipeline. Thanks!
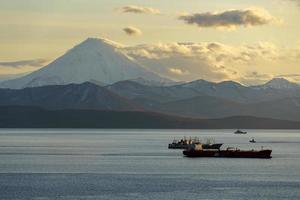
183;145;272;159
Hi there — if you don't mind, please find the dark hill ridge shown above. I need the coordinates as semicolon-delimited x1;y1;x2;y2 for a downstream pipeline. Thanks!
0;82;139;111
1;106;300;129
158;96;243;119
154;96;300;121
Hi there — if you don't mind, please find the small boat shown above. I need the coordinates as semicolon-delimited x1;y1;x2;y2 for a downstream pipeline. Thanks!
183;144;272;159
249;138;256;143
234;129;247;134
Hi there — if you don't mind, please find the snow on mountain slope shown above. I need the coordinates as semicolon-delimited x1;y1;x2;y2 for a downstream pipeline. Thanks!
0;38;168;89
253;78;300;90
129;77;181;87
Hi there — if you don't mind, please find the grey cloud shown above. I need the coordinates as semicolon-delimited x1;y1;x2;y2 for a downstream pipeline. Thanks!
0;59;47;68
123;26;142;36
179;8;276;29
120;5;160;14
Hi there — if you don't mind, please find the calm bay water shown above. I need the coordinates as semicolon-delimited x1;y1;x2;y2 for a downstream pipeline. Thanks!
0;129;299;200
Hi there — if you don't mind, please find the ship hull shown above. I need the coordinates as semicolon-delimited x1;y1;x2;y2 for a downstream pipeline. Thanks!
183;149;272;159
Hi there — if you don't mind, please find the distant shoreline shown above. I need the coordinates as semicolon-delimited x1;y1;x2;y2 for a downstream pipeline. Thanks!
1;106;300;129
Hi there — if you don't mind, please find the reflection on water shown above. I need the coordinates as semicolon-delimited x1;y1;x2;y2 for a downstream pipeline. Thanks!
0;129;300;200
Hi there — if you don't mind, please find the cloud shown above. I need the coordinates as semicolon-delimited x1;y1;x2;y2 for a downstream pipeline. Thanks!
239;71;273;85
179;8;277;29
169;68;189;75
120;5;160;14
0;59;48;81
277;74;300;77
123;42;240;81
1;41;298;85
123;26;143;36
0;59;47;68
123;40;300;84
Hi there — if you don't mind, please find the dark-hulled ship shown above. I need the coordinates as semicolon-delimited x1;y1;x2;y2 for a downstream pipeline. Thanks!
168;137;223;150
183;144;272;159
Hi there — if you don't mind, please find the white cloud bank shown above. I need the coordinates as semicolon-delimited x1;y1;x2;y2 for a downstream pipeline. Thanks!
123;41;300;85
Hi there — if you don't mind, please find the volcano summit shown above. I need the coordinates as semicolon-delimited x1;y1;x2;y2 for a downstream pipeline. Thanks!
0;38;167;89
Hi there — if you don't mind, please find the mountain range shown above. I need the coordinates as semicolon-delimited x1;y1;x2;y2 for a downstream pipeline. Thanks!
0;79;299;122
0;37;299;128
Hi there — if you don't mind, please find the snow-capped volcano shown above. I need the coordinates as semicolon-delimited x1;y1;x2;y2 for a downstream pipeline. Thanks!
0;38;168;89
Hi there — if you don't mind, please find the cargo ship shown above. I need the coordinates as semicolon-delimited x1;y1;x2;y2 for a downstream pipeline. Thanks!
168;137;223;150
183;144;272;159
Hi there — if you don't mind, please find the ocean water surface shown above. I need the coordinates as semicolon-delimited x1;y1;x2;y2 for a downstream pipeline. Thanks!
0;129;299;200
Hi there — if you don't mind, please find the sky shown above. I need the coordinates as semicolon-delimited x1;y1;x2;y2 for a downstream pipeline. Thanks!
0;0;300;84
